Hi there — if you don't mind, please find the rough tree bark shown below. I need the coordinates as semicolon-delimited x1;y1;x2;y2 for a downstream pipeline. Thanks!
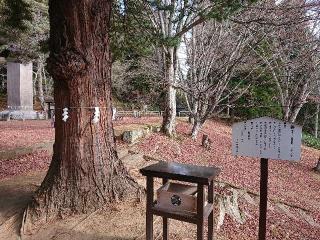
21;0;139;234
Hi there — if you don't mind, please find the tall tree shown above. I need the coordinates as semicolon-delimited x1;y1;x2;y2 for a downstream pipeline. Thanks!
180;19;259;139
21;0;139;234
249;0;320;122
112;57;163;108
127;0;257;136
0;0;49;60
110;0;154;62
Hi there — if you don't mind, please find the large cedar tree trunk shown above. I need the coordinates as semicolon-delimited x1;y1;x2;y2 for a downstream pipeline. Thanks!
161;47;176;137
21;0;139;234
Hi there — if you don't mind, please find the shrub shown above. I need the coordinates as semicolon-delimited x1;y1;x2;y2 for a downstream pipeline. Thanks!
302;132;320;150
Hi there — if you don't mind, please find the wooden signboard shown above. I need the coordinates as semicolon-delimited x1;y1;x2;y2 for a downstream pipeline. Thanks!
232;117;302;240
232;117;302;161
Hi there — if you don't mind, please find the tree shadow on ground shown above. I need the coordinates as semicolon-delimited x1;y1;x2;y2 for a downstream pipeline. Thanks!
0;172;44;240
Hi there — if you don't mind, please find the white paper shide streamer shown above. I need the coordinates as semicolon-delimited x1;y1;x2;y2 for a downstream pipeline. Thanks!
62;107;69;122
92;107;100;124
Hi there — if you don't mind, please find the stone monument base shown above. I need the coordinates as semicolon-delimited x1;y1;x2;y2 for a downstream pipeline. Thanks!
0;110;42;120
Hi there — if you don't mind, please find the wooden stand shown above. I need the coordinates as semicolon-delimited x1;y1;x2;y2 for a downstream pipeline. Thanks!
140;161;221;240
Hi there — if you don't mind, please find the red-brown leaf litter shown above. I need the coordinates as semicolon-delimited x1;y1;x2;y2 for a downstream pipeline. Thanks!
135;118;320;239
0;120;54;150
0;118;319;239
0;150;51;179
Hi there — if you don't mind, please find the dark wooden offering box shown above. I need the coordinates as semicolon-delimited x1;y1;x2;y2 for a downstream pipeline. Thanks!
157;182;198;213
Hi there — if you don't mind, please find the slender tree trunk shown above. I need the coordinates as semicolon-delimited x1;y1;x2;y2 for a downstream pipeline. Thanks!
289;103;303;123
33;74;37;99
21;0;139;234
315;103;319;138
161;47;176;136
185;93;195;124
283;104;290;122
43;67;49;96
191;117;202;140
226;97;230;116
37;57;45;109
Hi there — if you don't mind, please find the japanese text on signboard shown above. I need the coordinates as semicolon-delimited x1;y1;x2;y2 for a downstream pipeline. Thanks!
232;117;302;161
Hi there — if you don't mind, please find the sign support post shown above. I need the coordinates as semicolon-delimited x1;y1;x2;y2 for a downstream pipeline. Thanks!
232;117;302;240
258;158;269;240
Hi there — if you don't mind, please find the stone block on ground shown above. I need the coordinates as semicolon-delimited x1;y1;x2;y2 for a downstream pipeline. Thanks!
122;129;145;143
0;110;40;120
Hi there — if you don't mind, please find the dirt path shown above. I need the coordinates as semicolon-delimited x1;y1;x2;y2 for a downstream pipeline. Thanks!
0;171;46;239
0;149;204;240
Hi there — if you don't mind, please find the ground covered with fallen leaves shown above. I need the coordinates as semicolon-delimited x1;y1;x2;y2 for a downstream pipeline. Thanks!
0;117;319;239
0;120;54;179
0;120;54;151
134;118;320;239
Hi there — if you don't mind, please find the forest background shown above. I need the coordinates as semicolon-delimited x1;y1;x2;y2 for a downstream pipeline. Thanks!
0;0;320;144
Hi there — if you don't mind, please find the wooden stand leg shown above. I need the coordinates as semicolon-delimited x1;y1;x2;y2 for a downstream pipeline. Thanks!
208;180;214;240
162;178;169;240
163;217;168;240
197;184;204;240
146;176;154;240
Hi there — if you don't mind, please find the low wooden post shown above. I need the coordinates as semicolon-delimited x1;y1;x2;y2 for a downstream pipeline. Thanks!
202;135;212;150
208;180;214;240
258;158;269;240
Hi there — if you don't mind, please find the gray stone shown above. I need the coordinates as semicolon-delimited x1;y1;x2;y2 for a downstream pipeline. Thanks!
0;62;38;120
0;110;39;120
122;129;144;143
